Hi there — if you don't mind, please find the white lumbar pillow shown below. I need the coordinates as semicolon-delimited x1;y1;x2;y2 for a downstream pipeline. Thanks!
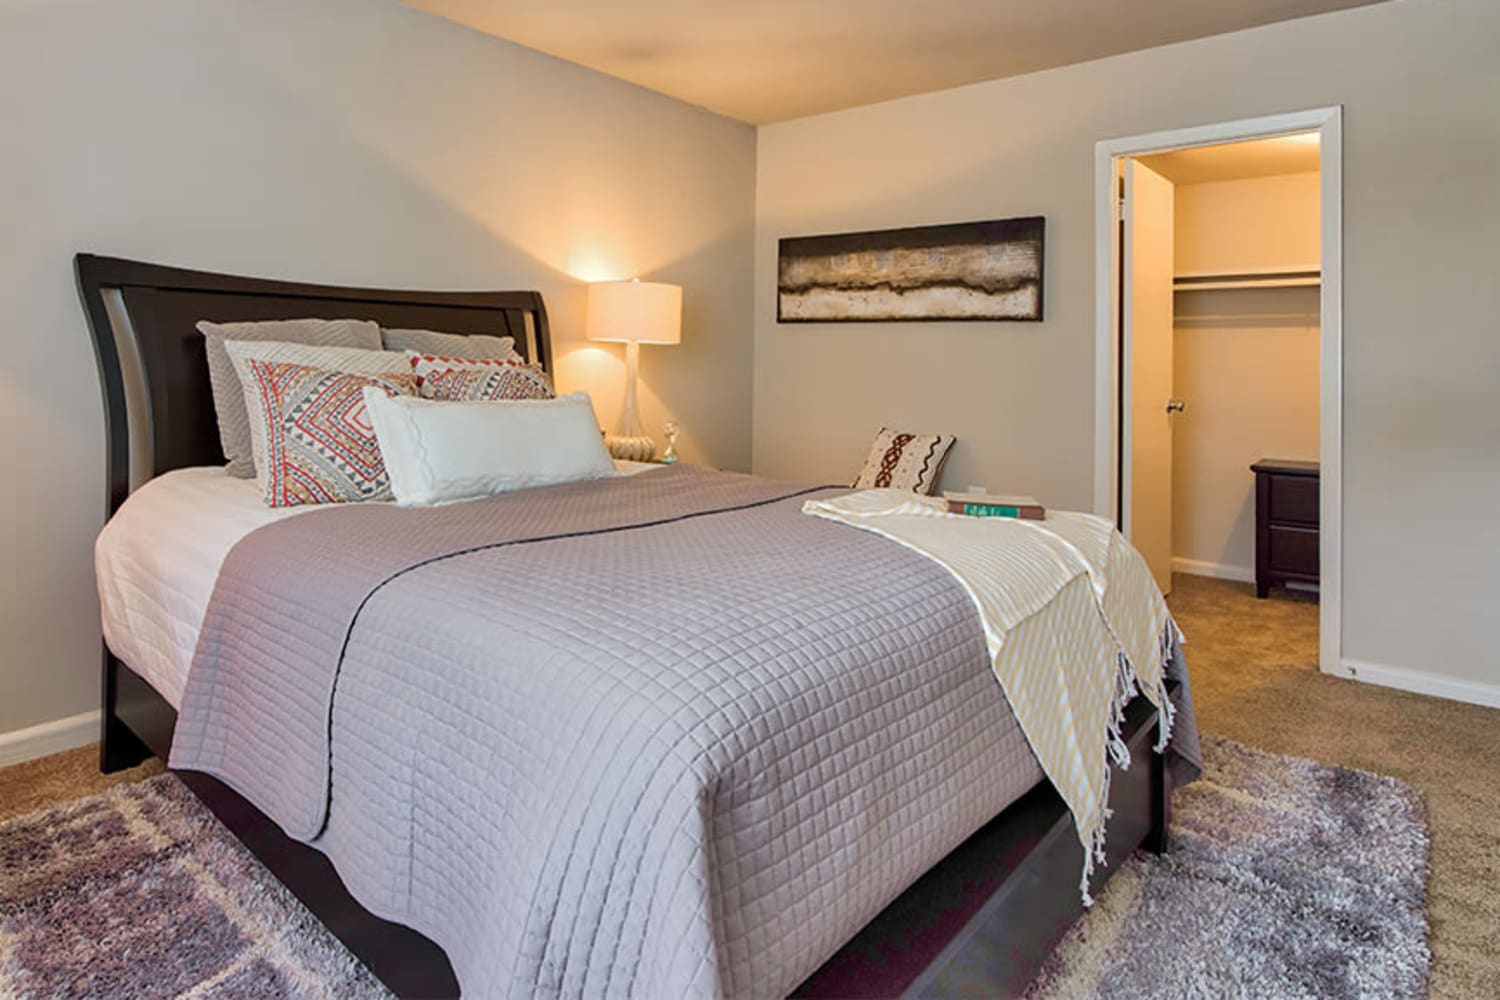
363;389;615;506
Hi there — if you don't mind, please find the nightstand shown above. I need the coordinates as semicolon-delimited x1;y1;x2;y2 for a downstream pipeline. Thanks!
1250;459;1319;599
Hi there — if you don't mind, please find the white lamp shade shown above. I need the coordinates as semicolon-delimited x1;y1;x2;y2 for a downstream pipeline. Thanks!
585;280;682;345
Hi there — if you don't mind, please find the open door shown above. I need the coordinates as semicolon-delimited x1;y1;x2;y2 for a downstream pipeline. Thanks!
1122;159;1176;594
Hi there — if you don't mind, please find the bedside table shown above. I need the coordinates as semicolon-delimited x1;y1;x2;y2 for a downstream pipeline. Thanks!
1250;459;1319;599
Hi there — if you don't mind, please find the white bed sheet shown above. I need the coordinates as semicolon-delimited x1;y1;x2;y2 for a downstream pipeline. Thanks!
95;461;659;709
96;468;307;709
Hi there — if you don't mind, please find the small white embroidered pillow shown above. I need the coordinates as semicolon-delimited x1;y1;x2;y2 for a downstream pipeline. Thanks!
852;427;956;495
364;390;614;507
237;360;417;507
406;352;555;402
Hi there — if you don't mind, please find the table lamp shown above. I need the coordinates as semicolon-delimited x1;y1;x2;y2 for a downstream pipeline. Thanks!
585;279;682;461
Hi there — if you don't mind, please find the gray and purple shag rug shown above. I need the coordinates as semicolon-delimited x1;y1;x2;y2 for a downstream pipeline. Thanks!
0;776;385;998
1029;735;1431;999
1;737;1428;999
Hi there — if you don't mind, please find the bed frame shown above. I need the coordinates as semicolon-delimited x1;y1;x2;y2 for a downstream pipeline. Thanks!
77;253;1172;999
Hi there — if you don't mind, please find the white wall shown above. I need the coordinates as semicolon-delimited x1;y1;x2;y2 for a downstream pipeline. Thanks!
0;0;756;739
755;0;1500;692
1171;172;1321;577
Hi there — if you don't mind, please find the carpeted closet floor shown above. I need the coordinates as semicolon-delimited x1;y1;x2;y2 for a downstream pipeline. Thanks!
2;574;1496;996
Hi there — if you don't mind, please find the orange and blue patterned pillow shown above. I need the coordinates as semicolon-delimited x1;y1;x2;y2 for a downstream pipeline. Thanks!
241;359;418;507
406;352;555;402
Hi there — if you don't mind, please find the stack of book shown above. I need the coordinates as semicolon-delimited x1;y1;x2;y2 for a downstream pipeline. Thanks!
942;491;1046;520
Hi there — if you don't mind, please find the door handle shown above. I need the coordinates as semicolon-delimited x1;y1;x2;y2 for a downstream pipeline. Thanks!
1166;399;1186;414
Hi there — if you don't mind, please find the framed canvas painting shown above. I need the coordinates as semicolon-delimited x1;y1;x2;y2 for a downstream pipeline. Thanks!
777;216;1045;322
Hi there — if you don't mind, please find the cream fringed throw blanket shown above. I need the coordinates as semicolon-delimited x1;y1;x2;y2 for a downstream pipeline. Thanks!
804;489;1178;902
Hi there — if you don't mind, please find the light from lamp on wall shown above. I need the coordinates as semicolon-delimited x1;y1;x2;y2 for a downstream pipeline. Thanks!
585;278;682;462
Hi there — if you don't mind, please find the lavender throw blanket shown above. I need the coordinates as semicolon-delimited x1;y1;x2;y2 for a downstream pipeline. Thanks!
172;466;1198;998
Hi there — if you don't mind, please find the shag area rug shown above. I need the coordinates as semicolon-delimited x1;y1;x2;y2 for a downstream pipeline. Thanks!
1;736;1428;999
0;776;387;999
1029;735;1431;999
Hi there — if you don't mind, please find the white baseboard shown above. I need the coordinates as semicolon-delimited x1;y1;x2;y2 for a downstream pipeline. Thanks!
1341;659;1500;710
1171;557;1256;584
0;710;100;768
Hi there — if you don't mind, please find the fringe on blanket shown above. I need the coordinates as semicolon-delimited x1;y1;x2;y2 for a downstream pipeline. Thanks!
1078;618;1180;906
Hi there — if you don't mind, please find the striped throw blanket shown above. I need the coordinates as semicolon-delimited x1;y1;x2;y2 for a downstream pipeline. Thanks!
804;489;1177;901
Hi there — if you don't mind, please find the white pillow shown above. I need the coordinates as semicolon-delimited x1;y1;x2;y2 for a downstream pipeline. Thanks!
363;390;615;506
223;340;410;491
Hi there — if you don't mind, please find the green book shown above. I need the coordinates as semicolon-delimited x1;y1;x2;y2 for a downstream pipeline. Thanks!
960;502;1023;518
943;494;1046;520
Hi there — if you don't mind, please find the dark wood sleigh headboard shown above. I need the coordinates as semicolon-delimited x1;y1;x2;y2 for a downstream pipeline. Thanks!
73;254;558;994
75;254;553;516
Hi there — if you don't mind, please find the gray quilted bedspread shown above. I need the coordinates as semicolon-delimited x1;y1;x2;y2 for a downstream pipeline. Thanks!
171;465;1196;998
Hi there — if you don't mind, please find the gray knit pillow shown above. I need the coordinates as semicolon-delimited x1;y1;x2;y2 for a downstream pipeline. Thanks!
198;318;382;477
380;327;518;361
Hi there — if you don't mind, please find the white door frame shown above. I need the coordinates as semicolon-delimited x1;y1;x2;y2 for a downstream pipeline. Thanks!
1093;106;1343;675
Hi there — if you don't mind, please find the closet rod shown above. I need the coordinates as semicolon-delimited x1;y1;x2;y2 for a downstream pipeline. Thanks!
1173;267;1320;291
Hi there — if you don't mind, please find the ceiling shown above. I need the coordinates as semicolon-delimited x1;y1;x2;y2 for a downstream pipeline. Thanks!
397;0;1388;124
1138;133;1321;184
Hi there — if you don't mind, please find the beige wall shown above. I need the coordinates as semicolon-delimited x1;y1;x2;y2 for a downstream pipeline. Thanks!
0;0;756;737
755;0;1500;690
1171;173;1321;576
1175;172;1321;275
1172;287;1321;574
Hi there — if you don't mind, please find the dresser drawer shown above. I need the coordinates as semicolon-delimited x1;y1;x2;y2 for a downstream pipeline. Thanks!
1252;459;1319;597
1267;524;1319;576
1268;476;1319;526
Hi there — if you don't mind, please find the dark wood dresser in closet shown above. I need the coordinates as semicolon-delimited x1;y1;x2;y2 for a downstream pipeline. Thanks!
1250;459;1319;598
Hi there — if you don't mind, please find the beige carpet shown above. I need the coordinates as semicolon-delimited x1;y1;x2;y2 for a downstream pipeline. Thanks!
0;746;160;825
1;575;1495;996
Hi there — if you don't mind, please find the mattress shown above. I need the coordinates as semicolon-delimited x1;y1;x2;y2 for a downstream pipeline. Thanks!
95;468;302;708
94;462;659;709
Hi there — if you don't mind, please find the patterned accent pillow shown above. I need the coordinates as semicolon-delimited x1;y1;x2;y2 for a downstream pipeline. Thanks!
853;427;956;495
407;352;555;402
225;341;412;492
240;359;418;507
197;318;383;478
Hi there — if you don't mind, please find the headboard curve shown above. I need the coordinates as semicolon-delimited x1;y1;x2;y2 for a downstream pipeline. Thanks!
75;253;553;516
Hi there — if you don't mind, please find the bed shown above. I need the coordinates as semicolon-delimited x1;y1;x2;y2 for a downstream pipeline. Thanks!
78;253;1196;999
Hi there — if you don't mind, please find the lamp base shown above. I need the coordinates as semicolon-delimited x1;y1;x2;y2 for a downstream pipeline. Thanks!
605;433;656;462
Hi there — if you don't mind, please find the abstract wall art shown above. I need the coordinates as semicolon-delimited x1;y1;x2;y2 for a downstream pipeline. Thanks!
777;216;1045;322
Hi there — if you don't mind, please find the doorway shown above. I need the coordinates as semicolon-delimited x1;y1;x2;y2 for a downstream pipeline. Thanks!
1093;108;1342;674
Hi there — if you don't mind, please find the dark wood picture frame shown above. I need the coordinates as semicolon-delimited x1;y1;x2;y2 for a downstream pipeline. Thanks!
77;254;1164;999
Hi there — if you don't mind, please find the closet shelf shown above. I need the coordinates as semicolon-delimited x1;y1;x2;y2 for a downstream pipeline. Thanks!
1173;268;1320;291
